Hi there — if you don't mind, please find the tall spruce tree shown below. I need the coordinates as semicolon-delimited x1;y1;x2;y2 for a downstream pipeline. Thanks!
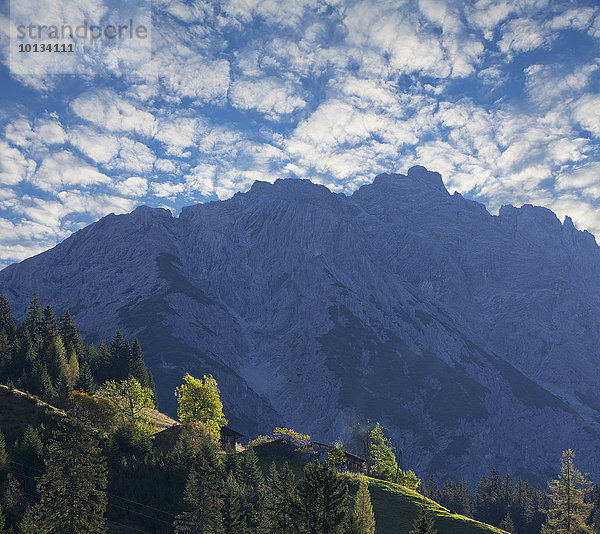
174;457;223;533
0;331;11;384
58;311;84;358
109;332;130;380
474;468;506;527
542;449;593;534
128;339;149;387
13;426;44;485
0;430;6;473
410;507;437;534
296;461;348;534
354;477;375;534
23;294;43;350
35;424;107;533
500;512;515;533
94;341;112;383
0;503;6;534
75;360;95;394
41;305;59;350
221;471;245;534
260;462;298;534
18;506;36;534
0;296;17;344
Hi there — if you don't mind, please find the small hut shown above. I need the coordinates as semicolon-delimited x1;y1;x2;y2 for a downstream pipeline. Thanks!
308;441;366;473
219;425;244;450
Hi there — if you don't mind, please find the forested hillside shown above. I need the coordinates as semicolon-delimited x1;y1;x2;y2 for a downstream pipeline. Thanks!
1;294;599;533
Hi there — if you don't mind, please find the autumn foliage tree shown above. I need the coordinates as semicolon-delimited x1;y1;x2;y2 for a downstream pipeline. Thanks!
98;377;155;434
175;374;227;438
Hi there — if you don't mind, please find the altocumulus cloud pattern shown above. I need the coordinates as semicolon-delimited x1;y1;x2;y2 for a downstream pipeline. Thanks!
0;0;599;268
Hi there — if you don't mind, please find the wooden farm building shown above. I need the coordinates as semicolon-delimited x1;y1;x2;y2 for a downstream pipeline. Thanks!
219;425;244;449
308;442;366;472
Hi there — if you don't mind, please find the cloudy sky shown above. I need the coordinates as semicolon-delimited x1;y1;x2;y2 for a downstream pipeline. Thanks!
0;0;599;269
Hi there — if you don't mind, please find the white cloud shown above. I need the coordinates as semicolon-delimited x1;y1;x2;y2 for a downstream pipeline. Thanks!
109;138;155;173
549;8;597;31
498;18;552;55
151;181;185;198
571;94;600;137
525;62;600;106
0;141;36;185
466;0;515;39
71;90;157;137
68;127;120;164
157;53;230;103
155;116;205;156
114;176;148;197
155;158;178;173
29;151;111;192
229;77;306;118
4;118;35;148
184;163;217;196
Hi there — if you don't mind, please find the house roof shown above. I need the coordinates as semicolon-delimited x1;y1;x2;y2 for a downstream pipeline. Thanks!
308;442;365;462
220;426;244;439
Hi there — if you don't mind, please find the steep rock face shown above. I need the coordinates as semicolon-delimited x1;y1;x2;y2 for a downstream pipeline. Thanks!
2;167;600;483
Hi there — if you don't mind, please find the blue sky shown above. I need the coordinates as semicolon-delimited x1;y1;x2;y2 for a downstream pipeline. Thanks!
0;0;599;268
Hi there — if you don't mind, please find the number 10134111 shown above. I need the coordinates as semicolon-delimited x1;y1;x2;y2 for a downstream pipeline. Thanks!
18;43;74;52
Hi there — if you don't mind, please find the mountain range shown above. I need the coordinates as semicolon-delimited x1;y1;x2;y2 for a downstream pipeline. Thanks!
2;165;600;484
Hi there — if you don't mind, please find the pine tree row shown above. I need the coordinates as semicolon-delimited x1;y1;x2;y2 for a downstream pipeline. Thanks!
0;294;154;403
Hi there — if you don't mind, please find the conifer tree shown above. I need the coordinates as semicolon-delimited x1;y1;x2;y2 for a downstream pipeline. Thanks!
423;475;441;503
128;339;149;387
239;450;263;488
29;362;54;400
0;331;11;384
47;336;67;383
18;506;36;534
0;296;17;344
474;469;506;526
41;305;59;350
65;347;80;390
410;507;437;534
109;332;130;380
542;449;593;534
75;360;95;395
223;451;241;478
0;430;6;473
23;294;43;350
238;450;263;530
174;455;223;533
222;471;245;534
500;512;515;533
35;424;107;534
354;478;375;534
0;503;6;534
58;311;84;358
296;461;348;534
54;368;71;401
260;462;298;534
14;426;43;477
94;341;112;383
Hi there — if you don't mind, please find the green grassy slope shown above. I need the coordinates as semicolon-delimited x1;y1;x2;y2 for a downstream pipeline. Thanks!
253;452;506;534
347;475;507;534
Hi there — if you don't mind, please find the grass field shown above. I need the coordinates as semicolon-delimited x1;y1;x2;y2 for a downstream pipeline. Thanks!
253;452;507;534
